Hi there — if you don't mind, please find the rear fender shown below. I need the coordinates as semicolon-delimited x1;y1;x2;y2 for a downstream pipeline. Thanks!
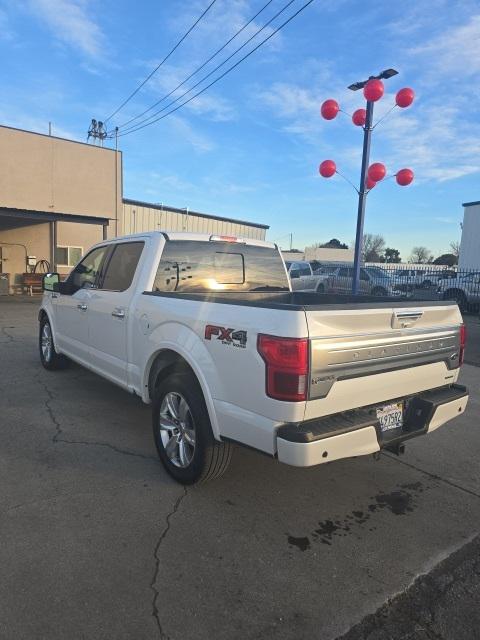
143;322;223;440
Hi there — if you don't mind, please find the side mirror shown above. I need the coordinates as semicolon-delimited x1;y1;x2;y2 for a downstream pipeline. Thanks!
42;272;60;292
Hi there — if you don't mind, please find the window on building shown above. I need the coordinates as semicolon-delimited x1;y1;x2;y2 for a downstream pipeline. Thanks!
101;242;145;292
55;246;83;267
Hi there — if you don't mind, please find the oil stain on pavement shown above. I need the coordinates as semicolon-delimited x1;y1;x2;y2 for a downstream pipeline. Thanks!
287;481;426;551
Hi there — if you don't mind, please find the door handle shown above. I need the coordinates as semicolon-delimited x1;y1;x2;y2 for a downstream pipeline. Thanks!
111;308;125;319
77;304;88;311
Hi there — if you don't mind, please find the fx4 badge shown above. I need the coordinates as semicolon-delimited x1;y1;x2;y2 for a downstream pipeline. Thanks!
205;325;247;348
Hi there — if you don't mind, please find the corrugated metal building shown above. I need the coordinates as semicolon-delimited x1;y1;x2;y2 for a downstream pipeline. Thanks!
122;199;267;240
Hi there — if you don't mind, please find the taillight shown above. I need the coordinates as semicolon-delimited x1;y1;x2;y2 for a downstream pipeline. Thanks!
257;334;309;402
459;323;466;365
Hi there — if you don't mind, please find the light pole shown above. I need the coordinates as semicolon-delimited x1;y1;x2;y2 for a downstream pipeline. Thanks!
318;69;415;295
349;69;397;294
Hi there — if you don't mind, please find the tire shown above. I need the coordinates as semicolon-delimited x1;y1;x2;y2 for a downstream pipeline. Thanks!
372;287;387;297
316;283;325;293
39;316;69;370
152;372;233;484
443;289;467;312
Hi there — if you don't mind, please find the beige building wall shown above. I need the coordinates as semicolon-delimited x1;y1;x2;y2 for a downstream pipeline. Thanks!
0;125;121;234
122;201;267;241
56;222;104;275
304;246;355;262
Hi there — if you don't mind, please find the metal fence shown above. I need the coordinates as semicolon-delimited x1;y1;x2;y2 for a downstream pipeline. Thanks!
309;261;480;311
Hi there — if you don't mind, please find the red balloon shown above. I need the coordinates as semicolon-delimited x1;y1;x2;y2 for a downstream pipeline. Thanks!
368;162;386;182
366;176;376;189
319;160;336;178
321;99;339;120
363;79;384;102
396;168;414;186
352;108;366;126
396;87;414;108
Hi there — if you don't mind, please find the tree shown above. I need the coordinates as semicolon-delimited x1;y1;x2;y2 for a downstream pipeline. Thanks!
450;241;460;258
382;247;401;263
314;238;349;249
410;246;432;263
433;253;458;266
363;234;386;262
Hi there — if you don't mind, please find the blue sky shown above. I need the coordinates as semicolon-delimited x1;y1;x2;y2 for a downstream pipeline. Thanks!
1;0;479;259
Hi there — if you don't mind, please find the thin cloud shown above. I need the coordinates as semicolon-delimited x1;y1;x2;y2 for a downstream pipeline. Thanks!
27;0;107;59
0;8;15;41
169;115;215;153
409;14;480;76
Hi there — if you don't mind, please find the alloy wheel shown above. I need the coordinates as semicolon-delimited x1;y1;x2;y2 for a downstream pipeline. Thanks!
158;392;196;468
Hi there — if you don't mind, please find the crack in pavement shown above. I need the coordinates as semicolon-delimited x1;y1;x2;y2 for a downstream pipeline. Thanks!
38;378;63;442
38;377;157;461
151;486;188;639
55;437;158;461
382;452;480;501
0;325;15;342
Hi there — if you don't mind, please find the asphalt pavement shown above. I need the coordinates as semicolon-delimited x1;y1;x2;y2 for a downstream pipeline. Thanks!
0;299;479;640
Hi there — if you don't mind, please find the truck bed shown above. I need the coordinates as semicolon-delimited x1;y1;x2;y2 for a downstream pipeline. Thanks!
144;290;454;310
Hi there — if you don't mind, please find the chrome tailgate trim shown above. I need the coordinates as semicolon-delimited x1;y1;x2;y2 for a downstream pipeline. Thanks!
309;325;461;399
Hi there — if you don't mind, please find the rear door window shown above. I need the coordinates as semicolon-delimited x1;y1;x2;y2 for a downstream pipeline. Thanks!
100;242;144;292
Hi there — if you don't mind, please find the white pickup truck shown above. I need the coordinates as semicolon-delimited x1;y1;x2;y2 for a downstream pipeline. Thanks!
39;232;468;484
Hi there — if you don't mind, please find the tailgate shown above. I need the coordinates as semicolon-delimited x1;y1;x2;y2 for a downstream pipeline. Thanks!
304;303;463;420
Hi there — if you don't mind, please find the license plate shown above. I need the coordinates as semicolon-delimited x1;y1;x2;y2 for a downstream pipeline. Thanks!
377;402;403;432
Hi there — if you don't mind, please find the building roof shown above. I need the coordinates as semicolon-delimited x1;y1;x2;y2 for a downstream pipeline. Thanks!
0;206;110;225
122;198;269;230
462;201;480;207
0;124;119;153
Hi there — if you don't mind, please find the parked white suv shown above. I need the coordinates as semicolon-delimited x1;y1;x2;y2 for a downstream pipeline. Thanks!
39;232;468;484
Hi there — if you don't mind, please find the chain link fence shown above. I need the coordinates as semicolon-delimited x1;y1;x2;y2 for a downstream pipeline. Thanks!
309;261;480;312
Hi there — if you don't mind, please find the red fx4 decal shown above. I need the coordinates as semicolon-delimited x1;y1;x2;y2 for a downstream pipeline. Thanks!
205;325;247;348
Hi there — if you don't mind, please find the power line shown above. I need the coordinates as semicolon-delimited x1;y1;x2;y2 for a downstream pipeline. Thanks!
104;0;218;124
117;0;276;130
117;0;315;138
117;0;298;135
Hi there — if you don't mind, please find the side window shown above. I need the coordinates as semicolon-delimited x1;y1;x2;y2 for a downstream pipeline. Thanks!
100;242;144;292
299;264;312;277
360;268;369;281
70;246;108;291
338;268;349;277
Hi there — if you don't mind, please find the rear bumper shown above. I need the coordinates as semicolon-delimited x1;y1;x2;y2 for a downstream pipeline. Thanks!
276;384;469;467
